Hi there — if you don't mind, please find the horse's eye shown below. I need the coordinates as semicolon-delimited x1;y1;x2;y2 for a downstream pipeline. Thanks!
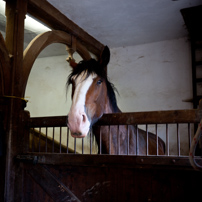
97;80;103;85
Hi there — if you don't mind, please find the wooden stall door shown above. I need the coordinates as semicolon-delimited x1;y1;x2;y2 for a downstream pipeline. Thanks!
20;155;202;202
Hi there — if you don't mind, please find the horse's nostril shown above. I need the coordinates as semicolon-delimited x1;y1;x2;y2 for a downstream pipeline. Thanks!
73;132;82;136
82;114;86;123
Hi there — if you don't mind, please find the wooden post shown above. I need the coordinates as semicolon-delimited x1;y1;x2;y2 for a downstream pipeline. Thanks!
4;0;28;201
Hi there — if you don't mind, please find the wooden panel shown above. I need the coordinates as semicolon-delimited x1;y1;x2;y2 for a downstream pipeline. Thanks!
23;168;54;202
27;165;80;202
23;163;202;202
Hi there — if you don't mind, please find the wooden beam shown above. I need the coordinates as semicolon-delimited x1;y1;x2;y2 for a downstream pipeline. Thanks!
4;0;28;201
29;116;67;127
29;109;202;128
5;0;27;97
0;33;11;95
17;154;201;170
27;165;81;202
27;0;104;57
94;109;202;125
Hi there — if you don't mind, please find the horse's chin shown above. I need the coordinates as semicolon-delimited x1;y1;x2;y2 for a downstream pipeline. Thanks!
71;132;88;138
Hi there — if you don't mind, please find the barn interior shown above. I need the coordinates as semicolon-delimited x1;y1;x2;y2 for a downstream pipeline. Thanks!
0;0;201;115
0;0;202;201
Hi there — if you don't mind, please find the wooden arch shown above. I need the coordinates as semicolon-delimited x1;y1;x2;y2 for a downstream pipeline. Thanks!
22;30;91;97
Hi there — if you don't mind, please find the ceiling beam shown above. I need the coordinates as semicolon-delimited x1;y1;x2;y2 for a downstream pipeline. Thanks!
27;0;104;57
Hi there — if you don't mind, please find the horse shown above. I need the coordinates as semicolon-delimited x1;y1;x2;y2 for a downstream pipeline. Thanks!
67;46;165;155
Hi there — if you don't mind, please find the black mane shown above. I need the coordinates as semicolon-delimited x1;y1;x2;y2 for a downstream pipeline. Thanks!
67;59;119;112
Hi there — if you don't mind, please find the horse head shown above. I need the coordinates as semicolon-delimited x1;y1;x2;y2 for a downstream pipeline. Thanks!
67;46;119;138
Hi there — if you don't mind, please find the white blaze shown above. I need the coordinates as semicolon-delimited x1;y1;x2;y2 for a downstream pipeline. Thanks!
68;71;97;138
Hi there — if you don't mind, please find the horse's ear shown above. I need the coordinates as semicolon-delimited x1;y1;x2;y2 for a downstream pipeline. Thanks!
99;46;110;68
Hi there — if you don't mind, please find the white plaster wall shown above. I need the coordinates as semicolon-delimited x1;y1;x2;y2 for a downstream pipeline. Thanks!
108;38;193;155
25;38;193;154
25;48;82;117
109;38;192;112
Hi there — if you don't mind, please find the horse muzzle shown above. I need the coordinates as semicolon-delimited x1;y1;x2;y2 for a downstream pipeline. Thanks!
67;111;90;138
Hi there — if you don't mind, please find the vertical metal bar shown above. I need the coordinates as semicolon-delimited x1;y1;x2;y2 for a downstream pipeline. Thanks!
166;124;169;156
82;138;84;154
45;127;48;153
109;125;111;155
136;125;139;155
127;125;129;155
38;127;41;152
188;123;191;149
177;123;180;156
59;127;62;153
156;124;158;156
52;127;55;153
146;124;148;156
90;130;92;154
74;138;77;154
66;128;69;154
99;127;102;154
117;125;120;155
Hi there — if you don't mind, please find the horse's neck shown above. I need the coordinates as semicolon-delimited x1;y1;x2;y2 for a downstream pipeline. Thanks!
104;99;121;114
95;100;124;154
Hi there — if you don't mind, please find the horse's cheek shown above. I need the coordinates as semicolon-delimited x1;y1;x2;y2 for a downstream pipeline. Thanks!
95;92;105;118
85;83;105;122
86;100;102;122
87;103;96;119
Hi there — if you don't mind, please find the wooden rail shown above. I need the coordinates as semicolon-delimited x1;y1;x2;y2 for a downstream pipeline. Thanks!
95;109;202;125
17;154;200;169
29;109;202;128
